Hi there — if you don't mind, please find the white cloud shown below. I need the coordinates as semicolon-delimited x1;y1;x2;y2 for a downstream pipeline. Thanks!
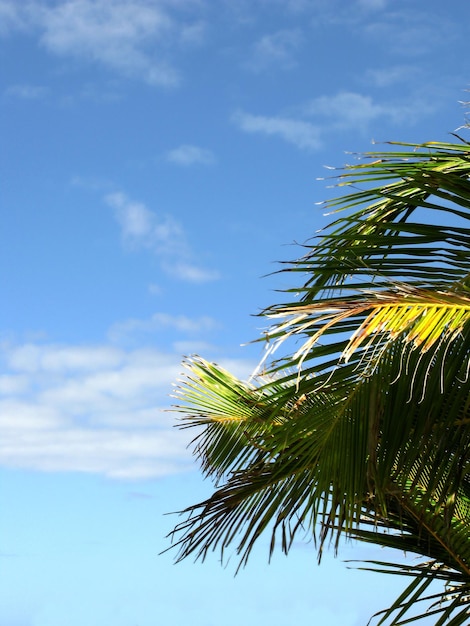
247;29;302;72
108;312;219;343
0;375;29;394
166;262;221;283
0;0;207;87
39;0;179;87
233;90;433;152
233;110;322;151
106;191;180;247
166;144;216;166
7;343;123;372
303;91;428;128
0;339;256;479
0;344;188;479
105;191;219;283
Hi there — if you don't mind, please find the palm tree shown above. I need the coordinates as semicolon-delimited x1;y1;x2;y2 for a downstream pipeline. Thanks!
169;133;470;625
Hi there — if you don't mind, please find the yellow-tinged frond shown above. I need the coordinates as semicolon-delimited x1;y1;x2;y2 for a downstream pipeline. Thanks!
264;287;470;373
209;415;246;423
346;300;470;361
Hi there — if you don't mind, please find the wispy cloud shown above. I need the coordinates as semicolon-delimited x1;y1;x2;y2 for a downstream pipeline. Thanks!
0;0;33;35
4;83;47;99
0;339;255;479
304;91;396;126
246;28;302;72
7;343;123;372
233;89;434;151
365;65;420;88
39;0;179;87
303;91;432;128
362;9;456;56
164;262;221;283
166;144;216;166
106;191;183;252
108;312;219;344
0;0;206;87
233;110;322;151
105;191;220;283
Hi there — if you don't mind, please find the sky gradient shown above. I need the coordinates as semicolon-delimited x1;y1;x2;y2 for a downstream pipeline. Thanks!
1;1;469;624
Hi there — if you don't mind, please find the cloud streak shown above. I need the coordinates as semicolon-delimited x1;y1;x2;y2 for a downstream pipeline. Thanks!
246;28;302;72
233;90;435;151
105;191;219;283
4;83;47;99
166;144;216;166
233;110;322;151
108;312;219;344
303;91;425;127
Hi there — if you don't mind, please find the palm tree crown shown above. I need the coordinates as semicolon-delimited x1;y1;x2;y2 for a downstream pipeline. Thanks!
169;133;470;625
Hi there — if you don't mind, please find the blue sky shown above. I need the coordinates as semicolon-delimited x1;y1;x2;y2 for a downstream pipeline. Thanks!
1;1;469;624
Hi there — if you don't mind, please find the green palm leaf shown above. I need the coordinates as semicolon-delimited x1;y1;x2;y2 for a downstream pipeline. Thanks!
169;135;470;624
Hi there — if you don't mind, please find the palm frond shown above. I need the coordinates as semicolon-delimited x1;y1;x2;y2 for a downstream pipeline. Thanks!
278;141;470;304
169;135;470;625
262;286;470;383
